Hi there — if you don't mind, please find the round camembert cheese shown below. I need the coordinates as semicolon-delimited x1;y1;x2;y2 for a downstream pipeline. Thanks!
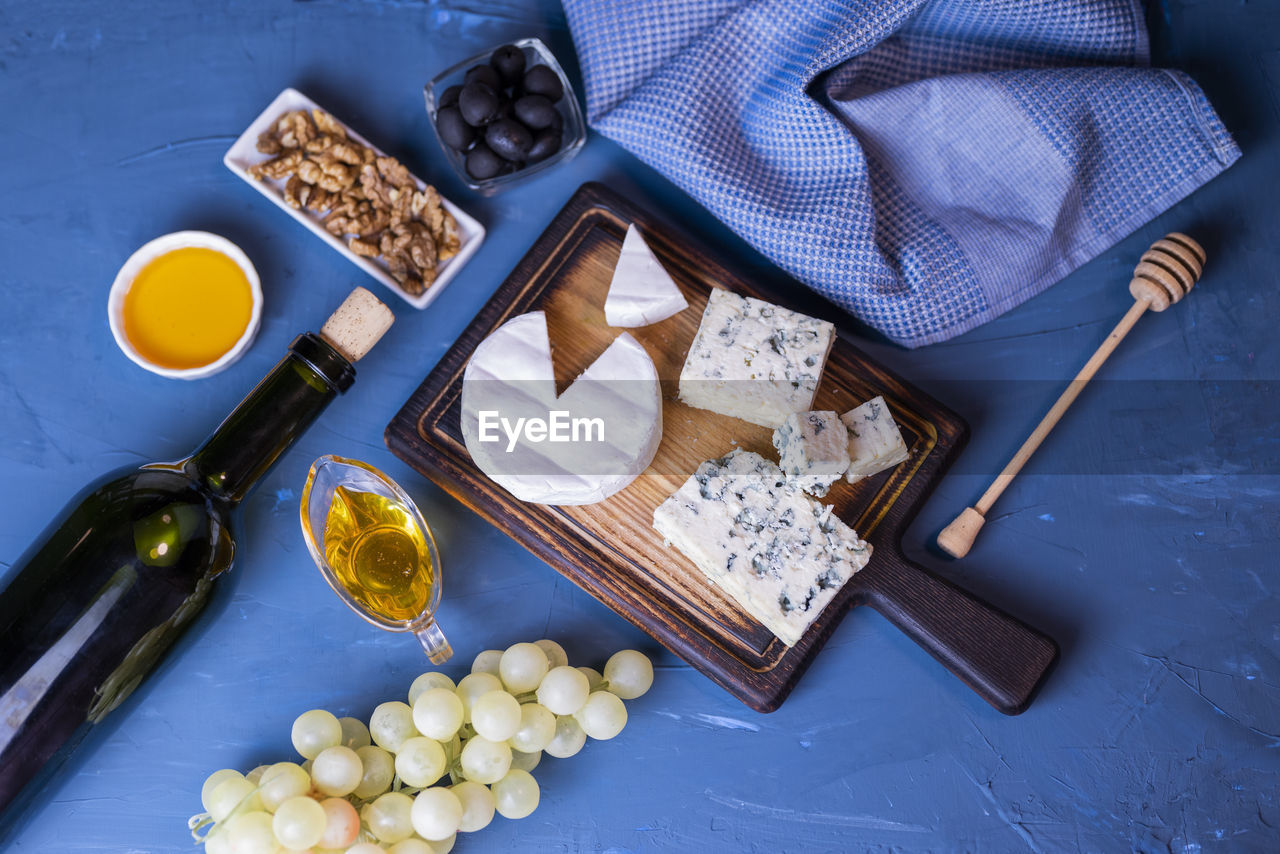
461;311;663;505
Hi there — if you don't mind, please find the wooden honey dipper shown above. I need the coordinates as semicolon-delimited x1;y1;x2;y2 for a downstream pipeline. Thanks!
936;232;1206;559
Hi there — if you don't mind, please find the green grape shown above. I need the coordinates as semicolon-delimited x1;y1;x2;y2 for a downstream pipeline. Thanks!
370;701;418;752
450;779;496;832
470;690;522;742
459;735;512;784
492;769;540;819
508;703;556;753
509;748;542;773
200;768;243;812
544;716;586;758
429;833;456;854
533;639;569;669
207;776;258;822
410;786;463;841
244;764;270;785
317;797;360;849
272;795;327;850
388;839;437;854
346;844;391;854
408;671;456;706
535;666;590;715
291;708;342;760
395;736;447;788
312;745;363;797
603;649;654;699
202;827;232;854
574;690;628;740
577;666;605;691
454;672;502;723
470;649;503;675
225;810;277;854
412;687;465;741
259;762;311;812
363;791;415;843
354;745;396;799
339;715;372;750
498;643;549;693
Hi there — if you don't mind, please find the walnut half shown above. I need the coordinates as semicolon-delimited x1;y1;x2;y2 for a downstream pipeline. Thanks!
252;108;461;293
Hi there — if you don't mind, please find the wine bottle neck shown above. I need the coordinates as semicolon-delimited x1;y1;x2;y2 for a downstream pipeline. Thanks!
186;333;355;504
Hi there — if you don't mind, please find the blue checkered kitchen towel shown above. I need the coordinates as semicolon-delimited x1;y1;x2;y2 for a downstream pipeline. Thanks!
562;0;1239;347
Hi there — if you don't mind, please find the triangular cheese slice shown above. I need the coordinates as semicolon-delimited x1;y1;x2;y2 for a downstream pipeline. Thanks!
603;225;689;327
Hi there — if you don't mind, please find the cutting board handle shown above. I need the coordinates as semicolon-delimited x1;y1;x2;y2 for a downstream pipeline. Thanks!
861;557;1058;715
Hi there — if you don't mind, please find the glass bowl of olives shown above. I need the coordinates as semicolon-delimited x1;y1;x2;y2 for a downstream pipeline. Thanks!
425;38;586;195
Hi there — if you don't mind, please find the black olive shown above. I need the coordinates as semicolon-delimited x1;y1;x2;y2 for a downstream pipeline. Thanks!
465;143;504;180
435;106;475;152
437;84;462;110
513;95;557;130
490;45;526;86
458;82;500;126
527;128;562;163
484;118;533;162
547;109;563;132
522;64;564;101
464;64;502;91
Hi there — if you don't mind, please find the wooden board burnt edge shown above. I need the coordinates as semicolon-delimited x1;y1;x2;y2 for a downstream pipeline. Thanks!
386;182;970;711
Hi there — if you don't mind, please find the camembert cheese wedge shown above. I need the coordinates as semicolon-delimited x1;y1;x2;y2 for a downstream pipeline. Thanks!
603;224;688;327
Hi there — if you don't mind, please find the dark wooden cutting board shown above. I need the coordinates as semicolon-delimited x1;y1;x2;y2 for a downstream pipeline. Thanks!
386;182;1057;714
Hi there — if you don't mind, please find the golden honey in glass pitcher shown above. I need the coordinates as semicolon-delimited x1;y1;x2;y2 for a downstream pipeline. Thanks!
300;455;451;662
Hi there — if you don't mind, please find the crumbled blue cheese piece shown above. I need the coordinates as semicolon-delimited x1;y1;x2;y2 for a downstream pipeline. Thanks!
652;449;871;646
841;396;909;482
677;289;835;428
771;410;849;497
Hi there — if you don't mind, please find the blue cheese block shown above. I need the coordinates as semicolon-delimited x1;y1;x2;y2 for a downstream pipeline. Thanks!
771;410;849;497
652;449;871;646
841;396;910;483
677;288;835;428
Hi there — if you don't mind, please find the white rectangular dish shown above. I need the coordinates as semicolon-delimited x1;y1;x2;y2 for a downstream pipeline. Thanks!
224;87;485;310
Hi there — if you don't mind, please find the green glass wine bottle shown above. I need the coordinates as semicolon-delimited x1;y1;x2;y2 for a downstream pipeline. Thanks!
0;287;394;821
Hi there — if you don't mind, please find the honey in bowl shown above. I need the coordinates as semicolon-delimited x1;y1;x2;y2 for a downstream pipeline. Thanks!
121;247;254;370
323;484;435;623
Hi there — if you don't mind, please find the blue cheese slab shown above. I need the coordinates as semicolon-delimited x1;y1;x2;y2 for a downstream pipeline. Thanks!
652;449;871;646
771;410;849;497
677;289;835;428
841;396;910;482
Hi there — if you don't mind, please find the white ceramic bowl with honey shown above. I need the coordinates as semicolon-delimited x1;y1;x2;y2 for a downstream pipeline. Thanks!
107;230;263;380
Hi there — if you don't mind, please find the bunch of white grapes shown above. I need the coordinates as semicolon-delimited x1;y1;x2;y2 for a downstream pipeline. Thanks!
191;641;653;853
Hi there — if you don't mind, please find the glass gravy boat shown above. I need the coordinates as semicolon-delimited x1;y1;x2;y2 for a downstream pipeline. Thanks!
300;455;452;663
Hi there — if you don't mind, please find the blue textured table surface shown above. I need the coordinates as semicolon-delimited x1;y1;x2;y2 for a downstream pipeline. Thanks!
1;1;1277;851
